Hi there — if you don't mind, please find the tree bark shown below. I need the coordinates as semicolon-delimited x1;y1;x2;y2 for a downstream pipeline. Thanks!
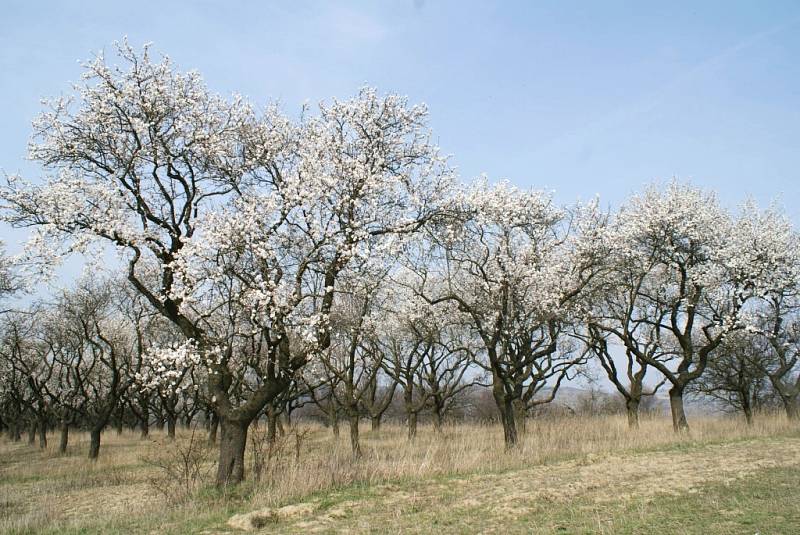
348;413;362;458
166;414;177;439
38;420;47;449
512;399;527;435
207;412;219;444
216;418;248;486
625;398;640;429
784;398;799;421
407;411;418;440
8;423;21;442
88;427;102;459
330;411;340;438
669;386;689;432
140;416;150;439
493;382;518;447
267;408;278;445
140;402;150;439
371;415;382;432
432;406;444;432
742;395;753;426
27;422;36;445
59;422;69;454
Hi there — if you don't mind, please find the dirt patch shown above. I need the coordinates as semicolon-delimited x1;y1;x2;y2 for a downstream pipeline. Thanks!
228;502;318;531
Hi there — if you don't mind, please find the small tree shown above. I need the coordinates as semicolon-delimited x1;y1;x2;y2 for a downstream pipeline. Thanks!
689;330;772;424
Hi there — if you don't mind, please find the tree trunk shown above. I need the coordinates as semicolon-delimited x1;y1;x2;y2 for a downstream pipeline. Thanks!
669;386;689;432
139;398;150;439
371;415;382;432
166;414;177;439
27;422;36;445
784;398;799;421
267;408;278;445
9;423;21;442
88;427;102;460
59;422;69;453
407;411;418;440
276;412;285;437
216;418;248;486
625;398;640;429
140;411;150;439
38;420;47;449
208;412;219;444
492;381;518;448
348;412;362;458
330;411;340;438
433;406;444;432
741;394;753;426
499;400;518;447
512;399;527;435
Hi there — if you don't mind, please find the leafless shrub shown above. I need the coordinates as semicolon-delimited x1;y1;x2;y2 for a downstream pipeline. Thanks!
141;427;214;504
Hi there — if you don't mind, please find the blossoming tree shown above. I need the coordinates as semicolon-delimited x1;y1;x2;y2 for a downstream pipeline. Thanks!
412;181;606;446
0;40;454;484
598;183;795;431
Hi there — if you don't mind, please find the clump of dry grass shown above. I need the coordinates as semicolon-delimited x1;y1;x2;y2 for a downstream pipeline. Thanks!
0;412;796;533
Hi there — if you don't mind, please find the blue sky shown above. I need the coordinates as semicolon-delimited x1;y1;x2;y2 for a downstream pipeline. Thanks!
2;0;799;252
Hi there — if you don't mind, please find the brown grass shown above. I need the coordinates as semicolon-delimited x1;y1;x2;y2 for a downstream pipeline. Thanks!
0;412;797;533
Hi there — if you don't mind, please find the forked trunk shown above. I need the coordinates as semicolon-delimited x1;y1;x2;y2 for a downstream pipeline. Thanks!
216;419;248;486
669;386;689;433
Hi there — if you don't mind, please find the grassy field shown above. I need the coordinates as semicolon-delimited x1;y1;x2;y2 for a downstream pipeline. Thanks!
1;414;798;534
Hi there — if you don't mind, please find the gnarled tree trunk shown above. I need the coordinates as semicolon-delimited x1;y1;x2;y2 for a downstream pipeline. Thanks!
216;418;248;486
669;386;689;432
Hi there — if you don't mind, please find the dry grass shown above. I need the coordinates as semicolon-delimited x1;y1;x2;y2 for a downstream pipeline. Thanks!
0;412;797;533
